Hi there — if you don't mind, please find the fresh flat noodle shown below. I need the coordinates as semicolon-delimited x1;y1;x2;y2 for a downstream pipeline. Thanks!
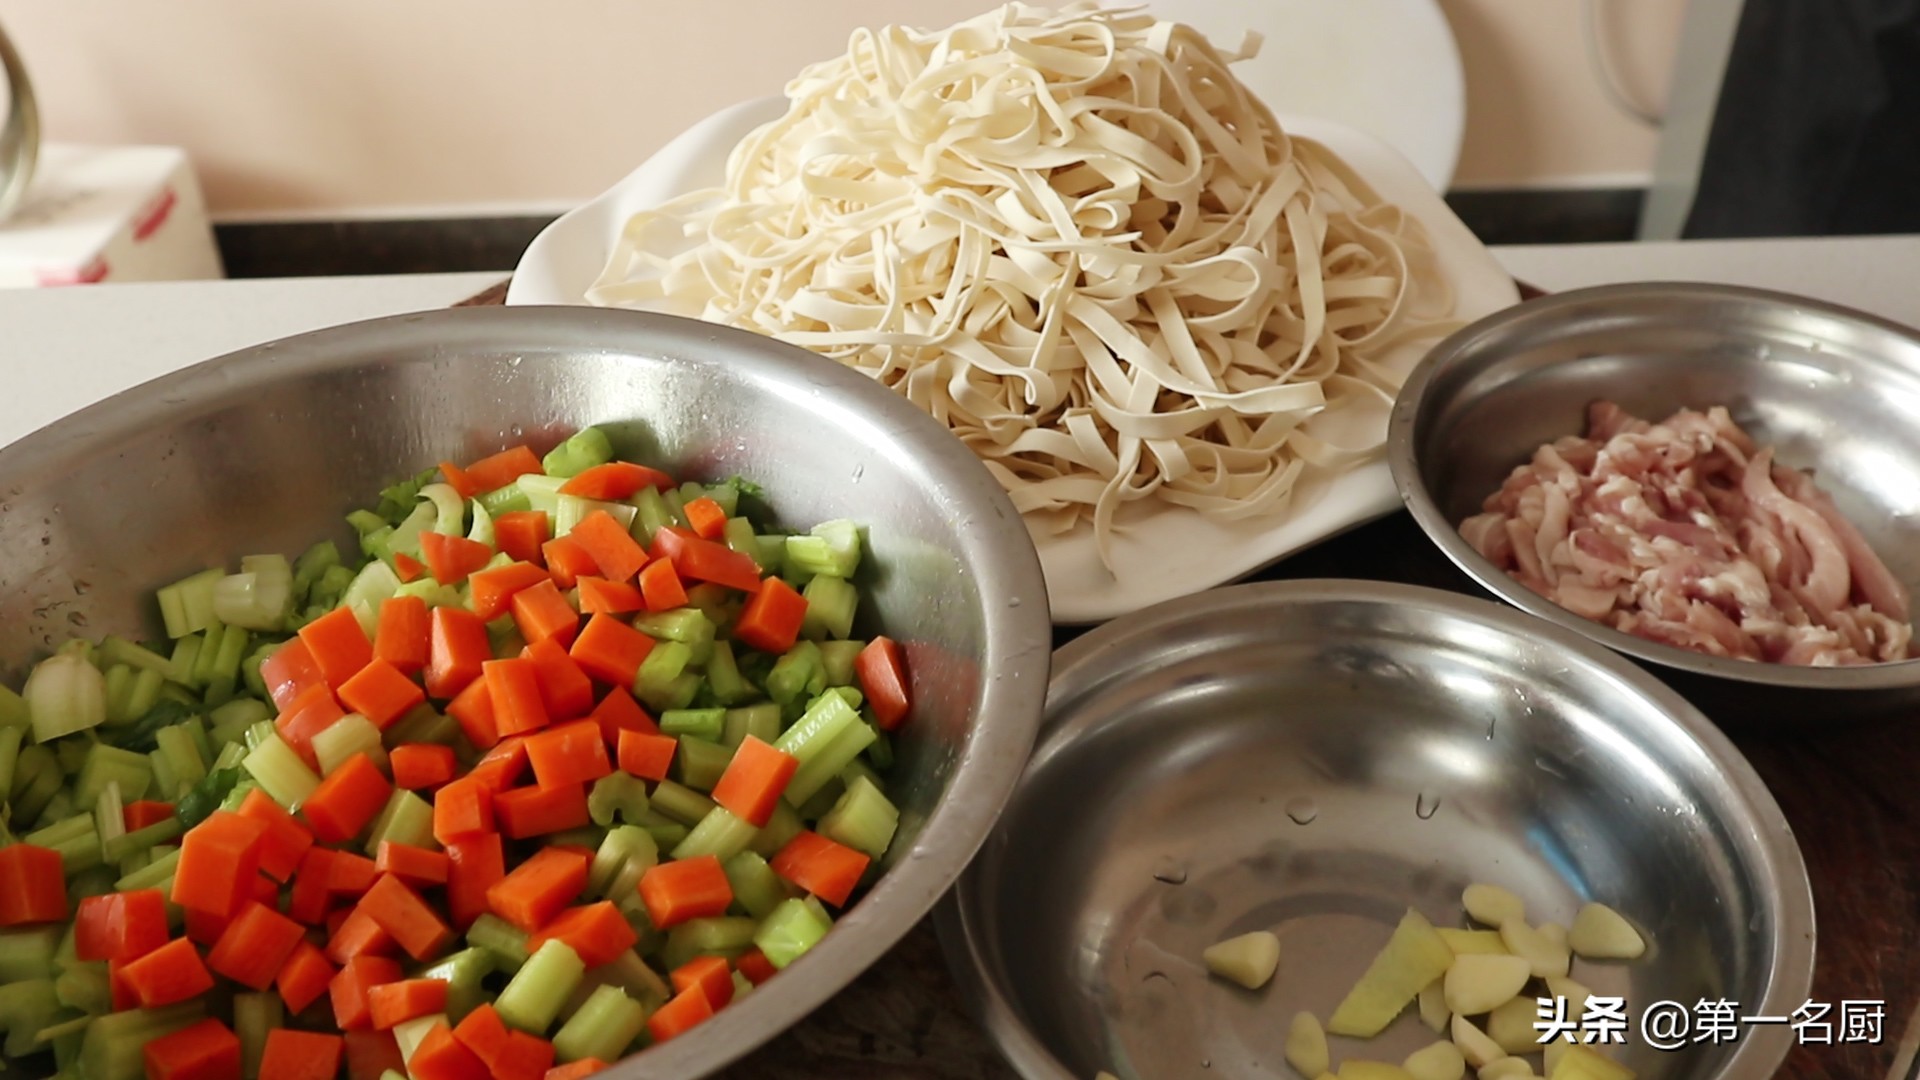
590;3;1455;569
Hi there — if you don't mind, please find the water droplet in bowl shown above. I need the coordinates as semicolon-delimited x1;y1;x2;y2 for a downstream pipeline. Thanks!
1285;797;1318;825
1415;793;1442;820
1007;597;1021;608
1150;856;1188;885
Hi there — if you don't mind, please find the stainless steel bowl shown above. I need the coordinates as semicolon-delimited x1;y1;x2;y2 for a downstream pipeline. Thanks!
1389;282;1920;721
0;305;1052;1079
941;580;1812;1080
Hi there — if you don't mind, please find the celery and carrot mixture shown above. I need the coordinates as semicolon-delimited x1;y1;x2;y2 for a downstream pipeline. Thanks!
0;426;913;1080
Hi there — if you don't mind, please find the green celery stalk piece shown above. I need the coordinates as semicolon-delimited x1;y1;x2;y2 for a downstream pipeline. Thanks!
55;962;112;1015
818;775;899;860
551;985;646;1064
495;939;586;1035
241;734;320;810
541;427;614;478
800;574;858;641
0;925;62;981
78;1002;206;1080
585;773;650;829
586;826;657;902
754;897;833;970
649;781;716;827
233;991;283;1078
784;718;877;808
670;805;757;862
746;800;805;859
673;736;731;792
662;917;758;972
0;977;61;1059
114;848;181;893
766;641;825;709
659;708;724;742
723;852;794;920
0;725;23;797
363;789;435;855
0;681;31;729
632;609;715;646
414;946;494;1023
464;915;530;975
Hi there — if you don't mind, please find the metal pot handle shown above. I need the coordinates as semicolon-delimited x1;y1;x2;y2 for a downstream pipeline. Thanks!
0;19;41;223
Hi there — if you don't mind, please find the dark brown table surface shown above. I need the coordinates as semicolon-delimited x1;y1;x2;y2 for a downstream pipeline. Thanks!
459;282;1915;1080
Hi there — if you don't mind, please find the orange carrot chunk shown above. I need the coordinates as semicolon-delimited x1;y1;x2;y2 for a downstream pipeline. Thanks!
854;636;912;731
467;738;530;793
485;847;591;933
73;888;169;963
469;561;551;622
645;986;716;1044
0;843;67;926
124;799;177;832
557;461;673;501
485;657;551;737
302;752;393;845
421;531;496;586
525;636;596;721
172;810;268;917
575;576;644;616
376;840;451;888
411;1022;490;1080
734;946;778;986
298;606;376;689
275;939;337;1014
495;1032;557;1080
207;899;309;990
568;614;655;690
770;830;872;908
710;736;799;828
493;782;590;839
337;656;427;730
392;551;428;584
540;536;600;590
260;637;328;711
524;719;613;791
525;901;638;968
367;977;450;1030
446;677;500;751
683;496;728;540
732;575;808;655
329;954;405;1031
433;778;496;849
390;742;458;791
511;578;582;647
570;511;650;583
427;606;492;700
144;1017;241;1080
591;686;659;748
616;730;677;783
326;906;398;966
445;833;507;930
461;446;543;495
637;855;733;929
259;1029;345;1080
494;511;552;566
120;936;216;1008
235;786;317;883
373;594;433;675
358;873;455;960
670;953;735;1010
543;1059;609;1080
450;1002;513;1068
273;683;346;771
650;526;762;592
637;558;689;613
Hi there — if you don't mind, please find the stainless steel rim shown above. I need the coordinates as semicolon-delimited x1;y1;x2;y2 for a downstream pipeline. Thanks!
938;578;1815;1080
0;18;39;223
2;304;1056;1080
1388;280;1920;692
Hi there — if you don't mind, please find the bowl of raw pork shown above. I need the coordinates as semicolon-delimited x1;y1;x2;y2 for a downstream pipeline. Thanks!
1389;282;1920;721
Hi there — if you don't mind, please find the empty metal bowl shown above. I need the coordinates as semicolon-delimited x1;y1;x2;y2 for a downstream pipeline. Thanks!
0;305;1052;1079
940;580;1812;1080
1389;282;1920;720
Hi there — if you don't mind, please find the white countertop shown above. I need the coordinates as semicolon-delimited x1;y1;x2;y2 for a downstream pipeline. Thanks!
2;235;1917;446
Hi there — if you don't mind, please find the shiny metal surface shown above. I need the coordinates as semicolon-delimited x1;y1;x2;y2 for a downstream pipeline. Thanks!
0;305;1052;1079
1390;282;1920;719
0;18;38;223
941;580;1812;1080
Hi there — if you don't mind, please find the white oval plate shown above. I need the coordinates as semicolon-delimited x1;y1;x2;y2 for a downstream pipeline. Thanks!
509;97;1518;624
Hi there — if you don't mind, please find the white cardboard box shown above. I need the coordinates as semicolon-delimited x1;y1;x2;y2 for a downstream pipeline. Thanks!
0;143;223;288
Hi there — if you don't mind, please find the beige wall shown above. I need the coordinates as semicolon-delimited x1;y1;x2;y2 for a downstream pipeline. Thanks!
0;1;1686;218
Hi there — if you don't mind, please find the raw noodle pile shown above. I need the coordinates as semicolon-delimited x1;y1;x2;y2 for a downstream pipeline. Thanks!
590;3;1455;568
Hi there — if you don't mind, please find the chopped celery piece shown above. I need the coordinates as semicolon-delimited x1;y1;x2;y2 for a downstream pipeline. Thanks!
516;474;568;517
74;743;152;805
549;825;607;852
26;812;94;849
307;563;357;614
54;736;91;777
385;501;438;562
478;483;532;518
69;864;118;901
364;789;436;854
167;635;204;688
555;495;637;536
391;1013;444;1063
103;664;136;725
201;622;252;707
674;736;731;792
542;426;614;478
242;733;321;809
174;766;243;828
213;554;293;631
157;568;224;639
817;640;864;688
629;487;674;541
12;747;64;827
414;946;494;1022
783;520;862;579
586;772;650;828
766;641;825;708
78;1002;205;1080
864;723;893;770
774;689;860;764
418;482;466;537
234;992;282;1079
313;714;388;777
341;560;403;638
103;815;184;863
784;718;877;808
95;780;127;848
747;800;806;859
100;637;174;678
705;642;752;708
588;825;658;902
820;775;899;859
376;467;441;524
154;725;207;792
650;780;716;827
55;961;112;1015
643;820;689;851
25;651;109;742
218;777;260;814
0;977;61;1059
801;574;858;641
190;621;231;688
0;725;22;796
291;540;342;605
394;578;464;608
496;939;586;1035
114;847;181;893
755;897;834;970
635;641;694;712
486;615;527;661
596;948;671;1008
466;915;531;975
723;851;794;919
552;984;646;1064
385;705;459;748
0;683;28;731
0;926;61;981
208;697;271;752
753;534;787;572
722;704;781;750
633;609;715;645
662;917;758;972
466;499;496;548
671;805;758;862
659;708;724;742
212;740;248;771
721;517;762;569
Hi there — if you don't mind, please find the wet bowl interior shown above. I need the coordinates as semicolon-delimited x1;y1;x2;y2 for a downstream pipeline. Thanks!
941;580;1812;1080
0;305;1053;1080
1389;282;1920;715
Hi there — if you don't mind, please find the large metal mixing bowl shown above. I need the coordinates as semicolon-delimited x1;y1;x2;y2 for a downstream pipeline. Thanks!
0;305;1052;1079
941;580;1812;1080
1390;282;1920;721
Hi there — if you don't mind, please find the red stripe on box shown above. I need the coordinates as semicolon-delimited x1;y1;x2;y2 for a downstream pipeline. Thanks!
35;257;111;286
134;188;178;241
